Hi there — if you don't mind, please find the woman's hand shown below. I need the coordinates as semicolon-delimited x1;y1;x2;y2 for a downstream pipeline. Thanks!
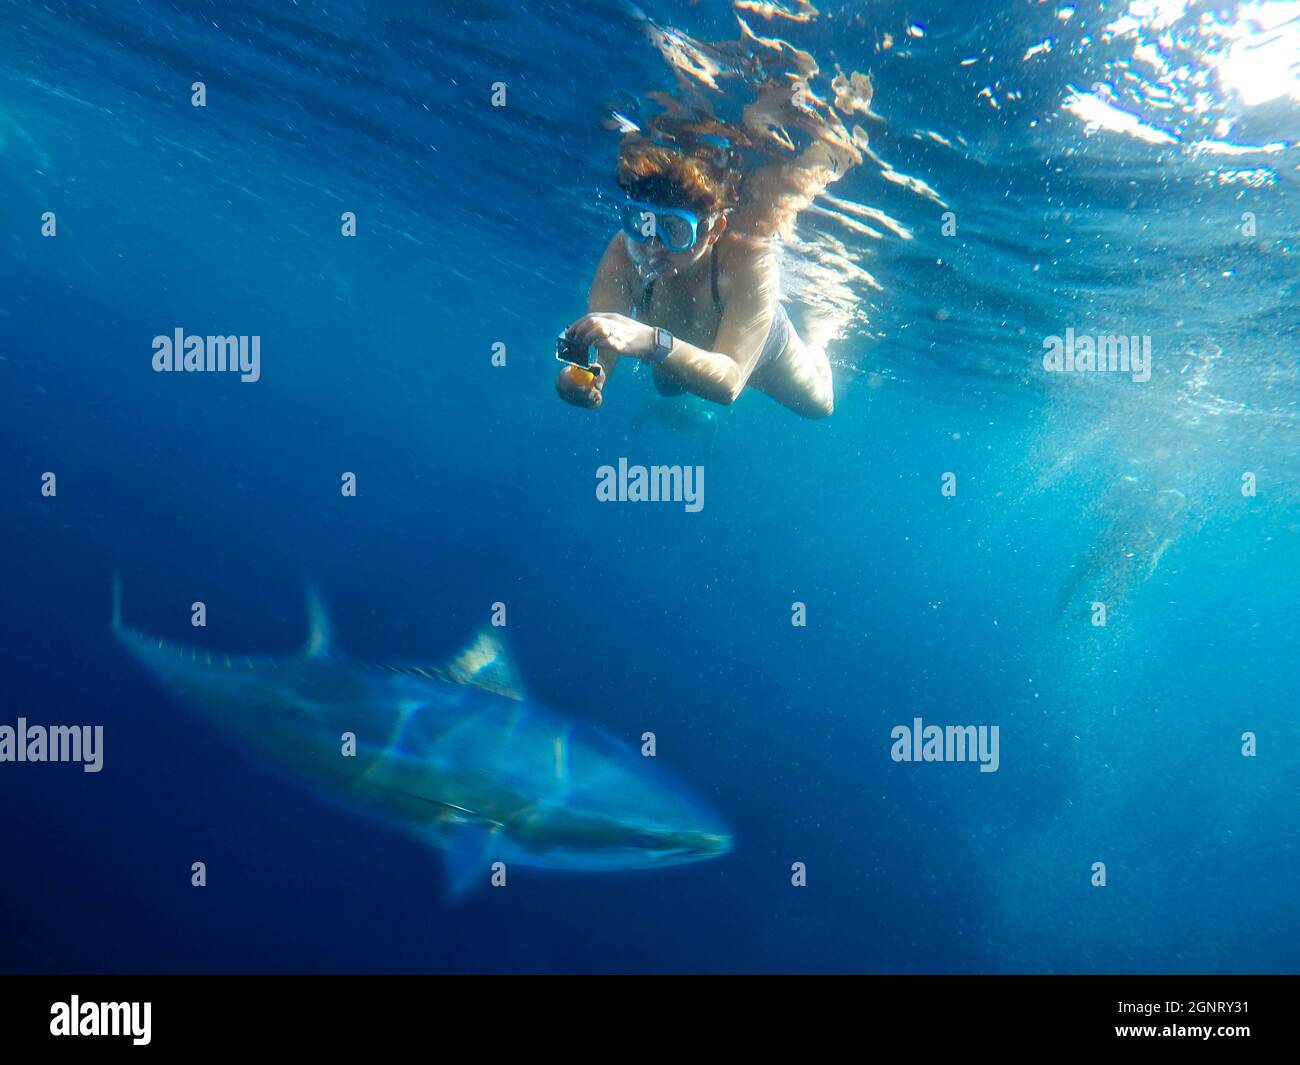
565;313;656;360
556;363;605;409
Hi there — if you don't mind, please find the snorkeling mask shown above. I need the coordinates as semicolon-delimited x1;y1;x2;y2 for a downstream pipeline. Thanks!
619;197;710;253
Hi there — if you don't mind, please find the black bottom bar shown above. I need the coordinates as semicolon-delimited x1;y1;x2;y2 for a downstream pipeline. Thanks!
1;974;1291;1052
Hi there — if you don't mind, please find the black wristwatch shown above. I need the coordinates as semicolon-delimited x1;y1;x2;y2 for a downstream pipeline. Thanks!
650;327;675;364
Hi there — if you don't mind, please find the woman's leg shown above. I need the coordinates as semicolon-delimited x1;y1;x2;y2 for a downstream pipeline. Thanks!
748;330;834;418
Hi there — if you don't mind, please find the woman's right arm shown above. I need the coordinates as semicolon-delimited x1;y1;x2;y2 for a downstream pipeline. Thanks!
585;233;635;377
556;233;633;409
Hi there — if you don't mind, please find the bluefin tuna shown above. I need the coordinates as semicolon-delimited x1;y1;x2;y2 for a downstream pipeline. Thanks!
112;578;731;897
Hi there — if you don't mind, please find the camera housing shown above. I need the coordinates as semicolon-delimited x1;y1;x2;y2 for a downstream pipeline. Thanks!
556;333;596;369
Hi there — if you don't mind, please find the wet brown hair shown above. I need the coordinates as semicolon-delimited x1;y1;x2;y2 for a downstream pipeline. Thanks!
616;141;740;217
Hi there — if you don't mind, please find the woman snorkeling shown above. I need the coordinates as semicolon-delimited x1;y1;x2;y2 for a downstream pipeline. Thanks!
556;139;838;419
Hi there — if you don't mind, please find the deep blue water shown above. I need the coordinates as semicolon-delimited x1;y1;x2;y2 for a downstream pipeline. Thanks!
1;0;1297;973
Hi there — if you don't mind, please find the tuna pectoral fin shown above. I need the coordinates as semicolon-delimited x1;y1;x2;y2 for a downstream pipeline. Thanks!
438;824;505;903
355;780;482;822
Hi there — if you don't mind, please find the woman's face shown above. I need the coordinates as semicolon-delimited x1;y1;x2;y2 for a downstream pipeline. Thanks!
624;213;721;285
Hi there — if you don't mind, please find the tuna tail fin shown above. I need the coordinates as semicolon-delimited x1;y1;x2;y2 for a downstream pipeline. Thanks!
303;582;332;657
111;571;122;632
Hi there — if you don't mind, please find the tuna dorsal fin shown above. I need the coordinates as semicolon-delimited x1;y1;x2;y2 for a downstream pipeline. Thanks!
440;627;524;700
304;584;332;657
